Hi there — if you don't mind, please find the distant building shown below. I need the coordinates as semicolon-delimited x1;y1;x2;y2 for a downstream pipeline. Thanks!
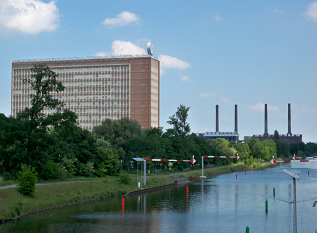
11;54;160;131
197;132;239;142
197;104;239;142
253;103;302;143
244;136;252;142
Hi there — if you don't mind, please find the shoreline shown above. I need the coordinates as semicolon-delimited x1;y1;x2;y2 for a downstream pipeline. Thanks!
0;163;271;224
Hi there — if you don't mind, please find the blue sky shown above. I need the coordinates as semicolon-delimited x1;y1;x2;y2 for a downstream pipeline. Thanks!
0;0;317;142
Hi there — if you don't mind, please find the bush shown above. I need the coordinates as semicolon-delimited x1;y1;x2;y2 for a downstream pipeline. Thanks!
57;166;68;181
59;157;77;176
94;162;107;177
78;162;95;177
17;164;38;196
3;172;14;180
41;160;59;180
119;173;131;184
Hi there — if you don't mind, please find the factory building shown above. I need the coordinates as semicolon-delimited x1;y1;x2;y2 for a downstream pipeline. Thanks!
197;104;239;142
253;103;302;143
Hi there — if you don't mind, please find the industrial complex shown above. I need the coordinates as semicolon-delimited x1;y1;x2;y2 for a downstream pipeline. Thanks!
253;103;302;143
197;104;239;142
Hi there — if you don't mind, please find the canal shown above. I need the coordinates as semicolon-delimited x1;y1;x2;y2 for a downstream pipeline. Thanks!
1;162;317;232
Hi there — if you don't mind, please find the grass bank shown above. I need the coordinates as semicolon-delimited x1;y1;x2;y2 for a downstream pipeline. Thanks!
0;162;267;220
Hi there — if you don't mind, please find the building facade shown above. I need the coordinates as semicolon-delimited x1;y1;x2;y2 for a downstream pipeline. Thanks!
11;55;160;130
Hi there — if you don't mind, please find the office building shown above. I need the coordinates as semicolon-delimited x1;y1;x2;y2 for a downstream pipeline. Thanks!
11;55;160;130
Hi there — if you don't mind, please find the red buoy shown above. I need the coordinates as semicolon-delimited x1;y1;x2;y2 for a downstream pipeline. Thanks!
122;198;124;206
186;186;188;193
245;170;246;175
236;174;237;179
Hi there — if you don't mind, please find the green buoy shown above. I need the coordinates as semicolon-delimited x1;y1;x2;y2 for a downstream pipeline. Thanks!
266;200;268;213
246;226;249;233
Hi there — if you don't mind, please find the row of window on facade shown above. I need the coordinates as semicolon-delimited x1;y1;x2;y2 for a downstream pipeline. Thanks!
13;108;129;114
13;73;129;81
13;100;129;107
13;65;130;75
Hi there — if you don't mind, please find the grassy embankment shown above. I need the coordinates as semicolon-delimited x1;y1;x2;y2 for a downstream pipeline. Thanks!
0;162;268;219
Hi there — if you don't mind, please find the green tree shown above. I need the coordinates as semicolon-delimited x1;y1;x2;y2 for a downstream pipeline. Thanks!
262;139;277;161
95;137;121;176
92;118;142;162
17;65;76;129
273;130;279;143
277;141;290;158
17;164;38;196
167;104;190;136
1;65;77;174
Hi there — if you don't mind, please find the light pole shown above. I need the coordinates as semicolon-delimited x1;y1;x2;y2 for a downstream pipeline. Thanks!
283;169;299;233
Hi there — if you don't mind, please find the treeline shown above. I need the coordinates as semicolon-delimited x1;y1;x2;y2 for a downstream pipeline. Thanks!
92;105;278;169
1;65;316;181
272;130;317;158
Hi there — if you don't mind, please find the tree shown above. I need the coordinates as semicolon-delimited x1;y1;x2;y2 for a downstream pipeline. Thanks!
1;65;77;174
92;117;142;162
273;130;279;143
18;64;76;130
277;141;290;158
262;139;277;161
167;104;190;136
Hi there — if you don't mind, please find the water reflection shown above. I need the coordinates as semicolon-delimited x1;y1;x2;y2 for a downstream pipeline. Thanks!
1;163;317;232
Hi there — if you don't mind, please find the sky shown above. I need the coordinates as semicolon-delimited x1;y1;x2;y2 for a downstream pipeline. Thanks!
0;0;316;142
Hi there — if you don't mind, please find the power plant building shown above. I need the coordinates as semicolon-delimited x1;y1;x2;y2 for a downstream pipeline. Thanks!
11;54;160;131
197;104;239;142
253;103;302;143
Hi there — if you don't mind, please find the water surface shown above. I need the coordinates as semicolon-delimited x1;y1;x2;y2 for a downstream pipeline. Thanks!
1;162;317;233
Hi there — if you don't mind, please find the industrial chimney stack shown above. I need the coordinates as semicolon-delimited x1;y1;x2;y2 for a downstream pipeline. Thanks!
216;105;219;132
264;104;268;137
287;103;292;136
234;104;238;133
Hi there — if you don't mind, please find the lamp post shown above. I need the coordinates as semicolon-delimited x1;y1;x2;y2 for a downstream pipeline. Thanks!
282;169;299;233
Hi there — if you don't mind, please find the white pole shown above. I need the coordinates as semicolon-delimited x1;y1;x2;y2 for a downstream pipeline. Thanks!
293;177;297;233
144;160;146;186
202;157;204;177
137;162;139;188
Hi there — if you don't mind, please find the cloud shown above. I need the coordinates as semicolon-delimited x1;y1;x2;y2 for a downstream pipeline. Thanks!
95;52;107;57
111;40;146;55
248;103;280;113
158;54;191;70
103;11;139;27
301;106;317;115
200;93;216;99
303;2;317;23
180;75;190;82
213;14;222;21
96;40;191;76
0;0;59;34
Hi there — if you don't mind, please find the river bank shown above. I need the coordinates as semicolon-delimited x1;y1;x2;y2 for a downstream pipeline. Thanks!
0;162;267;222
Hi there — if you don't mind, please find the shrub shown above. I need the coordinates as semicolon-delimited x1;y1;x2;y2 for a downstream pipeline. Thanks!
57;166;68;181
59;157;77;176
78;162;95;177
17;164;38;196
119;173;131;184
3;172;14;180
94;162;107;177
41;160;59;180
